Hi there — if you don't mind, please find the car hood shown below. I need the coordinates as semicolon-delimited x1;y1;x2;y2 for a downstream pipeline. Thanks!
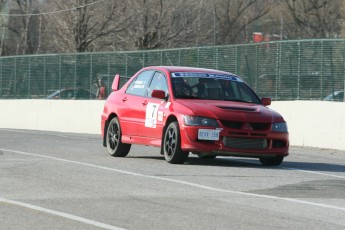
176;100;284;123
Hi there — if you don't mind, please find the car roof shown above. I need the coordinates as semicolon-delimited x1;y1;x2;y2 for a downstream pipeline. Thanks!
143;66;238;77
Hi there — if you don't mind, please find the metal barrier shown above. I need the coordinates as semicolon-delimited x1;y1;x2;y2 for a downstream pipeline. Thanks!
1;39;344;101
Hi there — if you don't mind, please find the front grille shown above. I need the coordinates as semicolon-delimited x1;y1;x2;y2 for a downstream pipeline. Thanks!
223;137;268;149
220;120;270;131
221;120;243;129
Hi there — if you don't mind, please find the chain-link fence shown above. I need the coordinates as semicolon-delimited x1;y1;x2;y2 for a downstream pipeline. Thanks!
1;39;344;101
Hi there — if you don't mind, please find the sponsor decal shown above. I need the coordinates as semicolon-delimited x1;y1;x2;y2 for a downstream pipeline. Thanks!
171;72;243;82
145;102;160;128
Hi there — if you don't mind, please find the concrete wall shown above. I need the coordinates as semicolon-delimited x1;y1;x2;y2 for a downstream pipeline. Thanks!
270;101;345;150
1;100;344;150
0;100;105;135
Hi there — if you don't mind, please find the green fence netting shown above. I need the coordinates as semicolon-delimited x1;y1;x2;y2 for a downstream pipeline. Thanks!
0;39;344;101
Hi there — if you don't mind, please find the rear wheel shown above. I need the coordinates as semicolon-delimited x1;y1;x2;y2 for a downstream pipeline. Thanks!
259;156;284;166
163;121;189;164
106;117;131;157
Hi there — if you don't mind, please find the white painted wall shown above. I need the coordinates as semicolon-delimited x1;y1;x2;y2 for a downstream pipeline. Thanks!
0;100;105;135
0;100;344;150
269;101;345;150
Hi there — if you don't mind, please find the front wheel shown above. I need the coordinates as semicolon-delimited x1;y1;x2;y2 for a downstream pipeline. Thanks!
259;156;284;166
163;122;189;164
106;117;131;157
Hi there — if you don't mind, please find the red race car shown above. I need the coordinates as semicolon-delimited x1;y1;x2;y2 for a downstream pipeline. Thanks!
101;66;289;166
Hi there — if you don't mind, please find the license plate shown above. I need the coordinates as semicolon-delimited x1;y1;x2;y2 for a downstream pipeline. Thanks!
198;129;220;141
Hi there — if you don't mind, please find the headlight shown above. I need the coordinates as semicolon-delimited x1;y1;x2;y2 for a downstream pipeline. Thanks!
184;116;219;127
272;122;288;132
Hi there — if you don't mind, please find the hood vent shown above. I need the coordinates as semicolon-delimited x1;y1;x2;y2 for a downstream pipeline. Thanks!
217;106;256;112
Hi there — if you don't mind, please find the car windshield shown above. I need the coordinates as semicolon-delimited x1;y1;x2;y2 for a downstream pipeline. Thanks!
171;72;261;104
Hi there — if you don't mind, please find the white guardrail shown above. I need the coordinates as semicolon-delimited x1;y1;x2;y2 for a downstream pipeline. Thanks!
0;100;344;150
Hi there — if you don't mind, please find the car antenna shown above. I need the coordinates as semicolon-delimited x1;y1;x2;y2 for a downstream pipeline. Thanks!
165;54;174;66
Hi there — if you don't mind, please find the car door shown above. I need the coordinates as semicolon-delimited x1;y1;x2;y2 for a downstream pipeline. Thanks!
120;70;154;137
143;71;169;139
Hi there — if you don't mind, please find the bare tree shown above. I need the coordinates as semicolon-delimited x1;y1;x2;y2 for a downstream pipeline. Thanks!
213;0;271;44
124;0;173;50
5;0;44;55
122;0;209;50
4;0;345;55
43;0;128;52
284;0;343;38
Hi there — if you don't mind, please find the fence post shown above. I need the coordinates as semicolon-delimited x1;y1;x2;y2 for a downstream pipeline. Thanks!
160;50;163;66
275;42;281;100
44;56;46;97
28;56;31;98
216;47;219;70
236;46;239;74
14;57;17;97
125;53;128;77
0;59;2;96
74;55;77;88
59;55;62;91
320;41;324;99
255;45;258;92
90;54;93;96
343;48;345;102
330;42;335;97
297;42;301;100
197;48;200;67
107;53;111;88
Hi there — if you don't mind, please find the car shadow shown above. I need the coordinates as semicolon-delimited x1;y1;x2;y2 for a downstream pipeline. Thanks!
185;157;261;168
281;161;345;173
127;155;263;168
127;155;164;161
189;157;345;173
127;155;345;173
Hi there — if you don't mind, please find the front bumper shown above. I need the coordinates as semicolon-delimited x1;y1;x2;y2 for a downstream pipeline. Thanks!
179;125;289;158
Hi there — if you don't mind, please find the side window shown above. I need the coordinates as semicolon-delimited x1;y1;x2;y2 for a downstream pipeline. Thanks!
126;71;154;96
147;72;168;97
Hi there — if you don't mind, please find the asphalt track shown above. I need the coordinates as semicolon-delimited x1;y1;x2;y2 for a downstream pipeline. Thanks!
1;128;345;230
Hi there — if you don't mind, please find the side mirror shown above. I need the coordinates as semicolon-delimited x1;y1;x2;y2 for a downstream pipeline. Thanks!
111;74;120;91
151;89;166;99
261;97;271;106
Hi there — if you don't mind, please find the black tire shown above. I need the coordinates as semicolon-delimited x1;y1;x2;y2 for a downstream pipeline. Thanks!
163;121;189;164
106;117;131;157
259;156;284;166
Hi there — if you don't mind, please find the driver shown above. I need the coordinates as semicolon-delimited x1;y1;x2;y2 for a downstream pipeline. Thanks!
172;77;192;97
